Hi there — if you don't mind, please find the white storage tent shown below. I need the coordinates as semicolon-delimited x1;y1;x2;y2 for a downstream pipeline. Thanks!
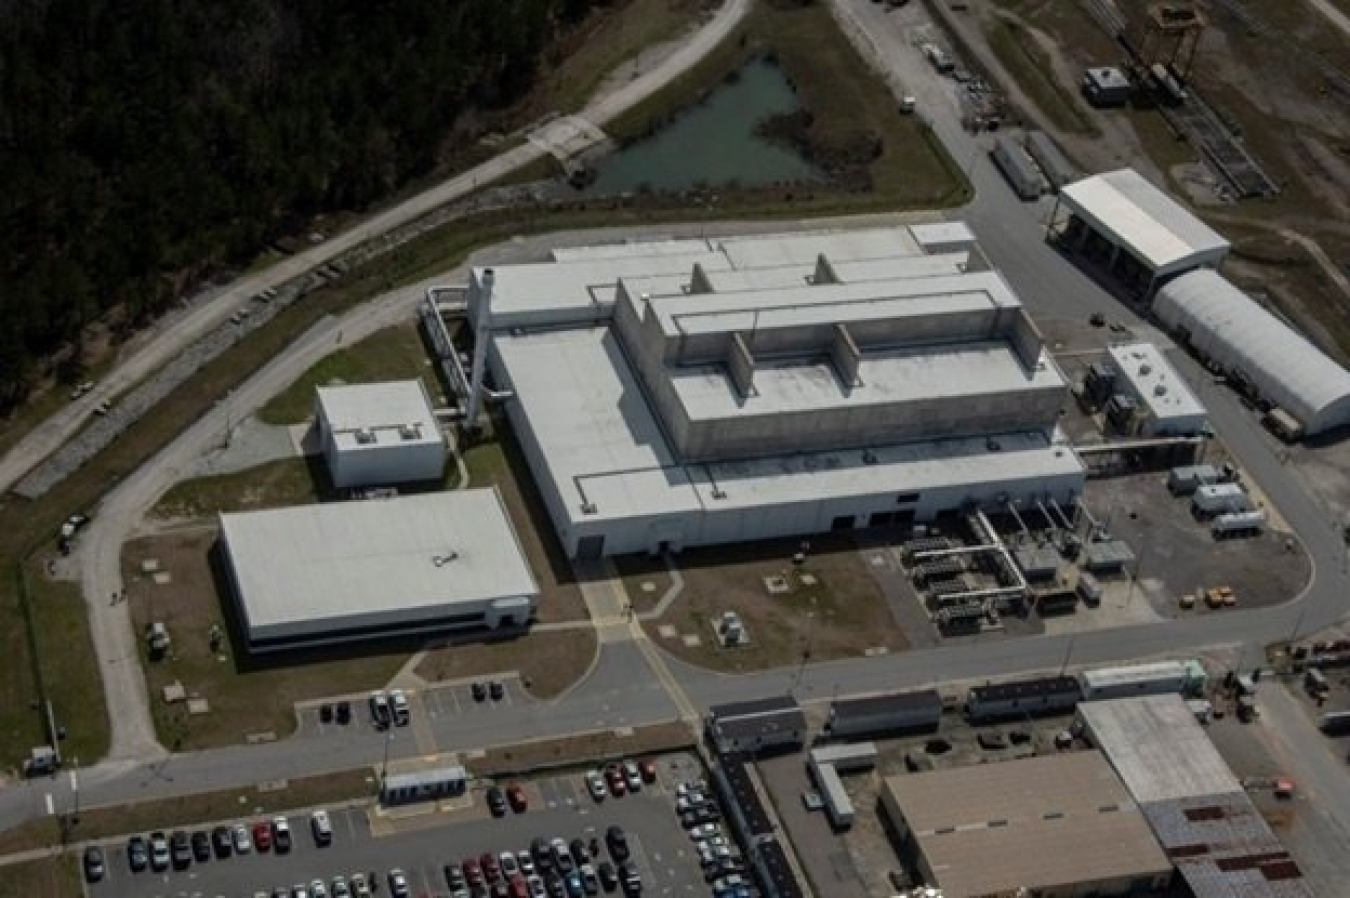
1155;269;1350;435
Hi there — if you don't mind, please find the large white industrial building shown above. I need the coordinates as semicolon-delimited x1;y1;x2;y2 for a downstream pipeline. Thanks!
1155;269;1350;436
1050;168;1230;296
315;380;446;489
463;227;1085;558
219;489;538;652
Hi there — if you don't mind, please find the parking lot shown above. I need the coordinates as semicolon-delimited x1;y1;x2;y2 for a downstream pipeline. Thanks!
84;753;724;898
295;679;530;743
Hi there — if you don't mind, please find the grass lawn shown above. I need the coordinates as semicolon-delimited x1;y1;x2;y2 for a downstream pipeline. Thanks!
21;560;109;767
258;323;441;426
0;769;372;856
150;457;324;520
121;531;408;750
985;18;1098;136
636;534;908;673
415;628;598;700
0;855;80;898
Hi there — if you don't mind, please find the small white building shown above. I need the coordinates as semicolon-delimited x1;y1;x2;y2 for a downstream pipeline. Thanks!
219;488;538;653
315;380;445;489
1105;343;1207;436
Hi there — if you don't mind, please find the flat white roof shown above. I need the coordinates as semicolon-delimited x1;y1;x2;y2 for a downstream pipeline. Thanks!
908;221;976;247
646;271;1022;338
1060;169;1229;275
221;489;538;631
497;327;1080;523
1079;694;1243;803
1081;660;1190;689
1107;343;1206;422
670;342;1061;421
317;381;441;452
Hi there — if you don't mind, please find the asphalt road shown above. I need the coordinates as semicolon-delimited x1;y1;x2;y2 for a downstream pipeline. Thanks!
1;0;1345;845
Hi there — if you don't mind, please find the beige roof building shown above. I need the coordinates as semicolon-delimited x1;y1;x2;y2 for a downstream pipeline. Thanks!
881;751;1173;898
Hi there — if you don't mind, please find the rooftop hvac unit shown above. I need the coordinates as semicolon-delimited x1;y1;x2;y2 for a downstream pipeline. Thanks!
354;428;375;444
398;423;420;440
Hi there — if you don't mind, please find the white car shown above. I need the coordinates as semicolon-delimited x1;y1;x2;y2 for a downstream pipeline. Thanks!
585;769;606;801
331;876;351;898
622;759;642;792
527;874;547;898
388;869;411;898
232;823;253;854
310;880;329;898
676;793;708;812
350;873;372;898
500;851;520;878
389;689;410;725
676;780;706;797
689;823;721;841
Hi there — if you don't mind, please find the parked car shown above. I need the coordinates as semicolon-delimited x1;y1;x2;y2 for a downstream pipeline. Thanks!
311;809;333;846
252;819;273;852
335;701;352;724
389;689;410;726
472;681;488;702
332;876;352;898
606;826;630;862
531;837;552;870
486;785;508;817
369;691;390;727
212;825;233;858
463;856;484;886
149;831;171;870
272;816;293;853
83;846;106;882
597;861;618;893
445;864;468;891
527;874;548;898
191;829;211;862
518;850;536;875
551;837;575;873
232;822;253;854
310;879;329;898
500;851;521;878
579;864;599;895
388;868;411;898
638;759;657;784
170;829;192;868
127;835;149;871
605;765;626;797
350;872;372;898
507;782;529;813
621;760;642;792
482;851;501;881
569;837;589;866
585;769;606;802
490;680;506;701
619;862;642;895
689;824;721;841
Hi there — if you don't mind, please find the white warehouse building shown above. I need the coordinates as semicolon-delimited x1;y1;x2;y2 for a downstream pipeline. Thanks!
315;380;446;489
1105;342;1207;436
219;488;538;653
1155;269;1350;436
465;227;1085;558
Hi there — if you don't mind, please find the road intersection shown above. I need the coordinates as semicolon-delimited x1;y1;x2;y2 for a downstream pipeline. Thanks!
1;0;1345;842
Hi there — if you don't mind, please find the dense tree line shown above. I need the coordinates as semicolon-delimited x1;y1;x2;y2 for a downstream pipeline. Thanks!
0;0;608;408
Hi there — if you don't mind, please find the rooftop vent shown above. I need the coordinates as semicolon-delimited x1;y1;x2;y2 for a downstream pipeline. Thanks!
398;423;420;440
431;551;459;567
354;428;376;444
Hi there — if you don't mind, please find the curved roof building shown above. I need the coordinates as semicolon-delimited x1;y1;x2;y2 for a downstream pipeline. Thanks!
1155;269;1350;435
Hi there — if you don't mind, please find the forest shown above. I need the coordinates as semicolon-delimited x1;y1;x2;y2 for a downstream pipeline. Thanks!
0;0;608;408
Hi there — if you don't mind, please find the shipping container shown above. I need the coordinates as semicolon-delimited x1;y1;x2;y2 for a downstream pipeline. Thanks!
990;137;1045;200
1023;131;1080;191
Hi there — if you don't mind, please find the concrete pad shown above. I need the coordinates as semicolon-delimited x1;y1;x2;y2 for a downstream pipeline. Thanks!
187;698;210;715
140;559;160;573
162;681;186;703
682;633;702;648
640;581;658;593
152;571;172;585
799;573;819;586
764;575;791;595
658;624;678;639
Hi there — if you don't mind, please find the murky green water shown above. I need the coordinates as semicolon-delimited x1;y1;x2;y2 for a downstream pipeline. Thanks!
574;58;821;195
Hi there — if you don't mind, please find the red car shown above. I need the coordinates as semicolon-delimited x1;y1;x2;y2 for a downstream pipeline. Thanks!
606;765;627;797
507;783;528;813
509;874;529;898
639;758;658;783
251;820;272;852
481;851;501;881
463;857;484;887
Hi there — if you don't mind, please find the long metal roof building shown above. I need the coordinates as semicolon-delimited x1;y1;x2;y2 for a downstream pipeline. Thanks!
1155;268;1350;435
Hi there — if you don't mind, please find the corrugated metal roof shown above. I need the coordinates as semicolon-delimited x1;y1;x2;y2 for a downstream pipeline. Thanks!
1060;169;1230;275
1155;268;1350;434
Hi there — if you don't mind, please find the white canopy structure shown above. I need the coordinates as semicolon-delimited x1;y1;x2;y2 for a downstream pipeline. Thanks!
1053;169;1229;290
1155;269;1350;435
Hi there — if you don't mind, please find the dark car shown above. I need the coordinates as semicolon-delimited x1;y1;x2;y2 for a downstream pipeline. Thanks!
212;825;233;859
547;876;567;898
127;835;149;872
680;807;720;829
170;830;192;869
507;783;528;813
569;838;588;866
463;857;484;887
619;862;641;895
83;846;106;883
482;851;501;881
605;826;629;863
531;837;552;869
486;786;507;817
320;703;334;723
335;700;352;724
191;829;211;862
638;759;657;784
489;680;505;701
472;682;488;702
597;862;617;893
445;864;468;891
